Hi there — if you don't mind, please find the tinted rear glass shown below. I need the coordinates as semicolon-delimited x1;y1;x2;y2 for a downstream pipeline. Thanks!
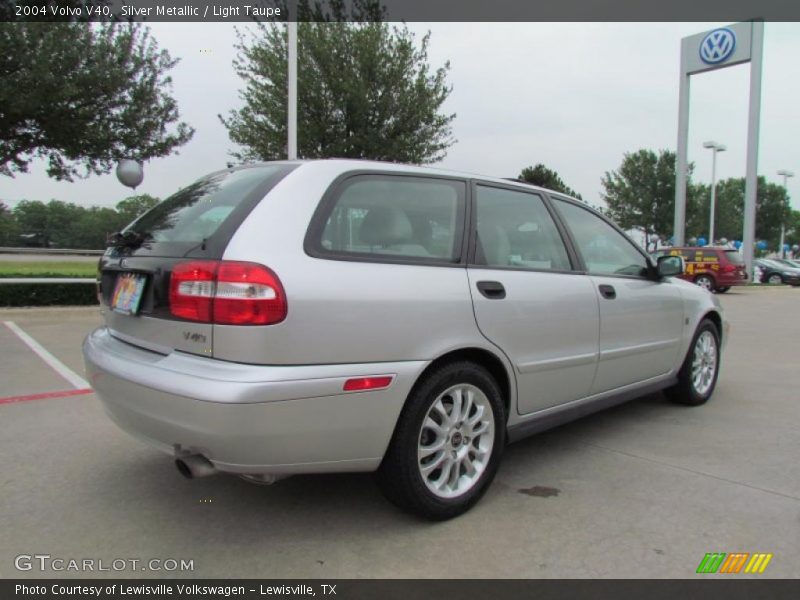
724;250;744;264
115;164;295;258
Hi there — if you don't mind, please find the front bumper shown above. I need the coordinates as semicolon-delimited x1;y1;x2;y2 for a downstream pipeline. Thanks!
83;327;427;475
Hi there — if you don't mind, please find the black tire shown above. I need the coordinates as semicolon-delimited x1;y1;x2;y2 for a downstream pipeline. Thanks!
715;287;730;293
665;319;721;406
694;274;715;292
376;361;505;520
766;273;784;285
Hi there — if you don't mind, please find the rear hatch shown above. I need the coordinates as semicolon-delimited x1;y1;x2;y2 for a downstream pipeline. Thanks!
99;164;296;356
722;249;748;281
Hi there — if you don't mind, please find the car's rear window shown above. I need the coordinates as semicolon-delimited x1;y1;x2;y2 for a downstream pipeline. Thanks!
116;164;295;258
724;250;744;264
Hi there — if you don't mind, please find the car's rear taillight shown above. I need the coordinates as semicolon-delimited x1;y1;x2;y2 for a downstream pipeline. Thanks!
169;260;286;325
723;264;736;272
214;262;287;325
170;260;218;322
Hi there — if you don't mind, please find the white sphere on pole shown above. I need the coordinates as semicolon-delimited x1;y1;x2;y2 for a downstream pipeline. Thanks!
116;159;144;189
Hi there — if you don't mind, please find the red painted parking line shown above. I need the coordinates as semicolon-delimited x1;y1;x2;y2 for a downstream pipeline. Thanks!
0;388;93;405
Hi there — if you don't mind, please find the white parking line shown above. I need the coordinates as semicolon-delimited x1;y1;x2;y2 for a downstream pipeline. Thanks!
3;321;89;389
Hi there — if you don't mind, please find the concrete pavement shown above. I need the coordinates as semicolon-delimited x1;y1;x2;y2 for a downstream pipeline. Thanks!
0;288;797;578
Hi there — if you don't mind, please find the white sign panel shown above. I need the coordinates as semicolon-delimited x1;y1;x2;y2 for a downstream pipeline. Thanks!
681;21;753;75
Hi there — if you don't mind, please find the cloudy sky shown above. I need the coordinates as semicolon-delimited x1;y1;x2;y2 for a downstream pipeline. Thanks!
1;21;798;211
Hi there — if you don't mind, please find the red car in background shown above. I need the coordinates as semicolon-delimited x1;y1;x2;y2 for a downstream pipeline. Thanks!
656;247;748;293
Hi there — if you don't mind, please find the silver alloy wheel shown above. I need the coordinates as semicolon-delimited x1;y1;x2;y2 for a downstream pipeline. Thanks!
696;276;713;291
768;274;783;284
691;330;718;396
417;384;495;499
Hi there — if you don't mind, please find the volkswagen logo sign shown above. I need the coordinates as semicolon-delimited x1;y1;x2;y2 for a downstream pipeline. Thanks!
699;28;736;65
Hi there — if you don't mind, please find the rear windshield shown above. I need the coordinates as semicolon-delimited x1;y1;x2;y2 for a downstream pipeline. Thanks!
116;164;294;258
724;250;744;264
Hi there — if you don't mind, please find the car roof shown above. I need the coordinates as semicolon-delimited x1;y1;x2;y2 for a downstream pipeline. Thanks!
253;158;583;203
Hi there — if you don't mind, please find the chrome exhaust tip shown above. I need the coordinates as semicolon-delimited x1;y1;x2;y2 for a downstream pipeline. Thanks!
175;455;216;479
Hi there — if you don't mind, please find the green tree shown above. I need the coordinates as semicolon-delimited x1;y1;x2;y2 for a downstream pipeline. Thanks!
220;1;454;163
116;194;160;225
602;149;702;246
12;200;49;245
0;22;193;180
71;207;127;249
785;209;800;245
517;164;581;199
0;201;18;245
689;177;792;249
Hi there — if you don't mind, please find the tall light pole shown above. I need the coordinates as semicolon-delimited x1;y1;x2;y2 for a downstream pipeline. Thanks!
777;169;794;258
703;141;726;246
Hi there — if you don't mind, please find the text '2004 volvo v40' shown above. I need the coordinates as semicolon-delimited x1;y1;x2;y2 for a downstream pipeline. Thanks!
83;160;727;519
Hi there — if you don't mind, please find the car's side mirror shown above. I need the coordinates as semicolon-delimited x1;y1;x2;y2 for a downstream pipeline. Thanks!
656;255;684;278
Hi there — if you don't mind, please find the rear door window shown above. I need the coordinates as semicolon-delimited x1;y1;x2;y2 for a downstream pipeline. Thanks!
473;185;572;271
309;175;467;263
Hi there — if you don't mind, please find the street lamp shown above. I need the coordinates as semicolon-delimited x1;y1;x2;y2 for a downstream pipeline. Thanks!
777;169;794;258
703;141;726;246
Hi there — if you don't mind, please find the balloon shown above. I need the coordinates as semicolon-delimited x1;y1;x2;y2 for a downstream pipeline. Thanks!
793;244;800;253
719;238;728;245
688;237;697;246
756;241;767;250
116;159;144;189
697;237;707;247
784;244;791;252
733;240;742;249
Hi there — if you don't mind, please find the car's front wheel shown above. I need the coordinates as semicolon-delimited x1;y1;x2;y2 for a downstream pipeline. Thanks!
376;361;505;520
666;319;721;406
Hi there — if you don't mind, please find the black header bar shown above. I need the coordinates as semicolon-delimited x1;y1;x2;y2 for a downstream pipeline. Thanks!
2;0;800;23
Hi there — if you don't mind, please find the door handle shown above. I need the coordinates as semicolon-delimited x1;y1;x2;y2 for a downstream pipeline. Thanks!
598;284;616;299
477;281;506;299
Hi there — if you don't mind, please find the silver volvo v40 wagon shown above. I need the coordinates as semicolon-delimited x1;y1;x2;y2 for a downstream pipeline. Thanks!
83;160;727;519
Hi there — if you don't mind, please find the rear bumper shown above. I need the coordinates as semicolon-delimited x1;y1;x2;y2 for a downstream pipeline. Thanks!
82;327;427;474
717;274;747;287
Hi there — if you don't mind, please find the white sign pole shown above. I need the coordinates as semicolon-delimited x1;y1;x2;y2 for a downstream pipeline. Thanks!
741;21;764;275
287;19;298;161
673;65;691;247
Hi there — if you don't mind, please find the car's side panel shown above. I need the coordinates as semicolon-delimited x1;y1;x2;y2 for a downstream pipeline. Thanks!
590;276;685;393
216;163;490;366
467;269;600;415
672;279;727;357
